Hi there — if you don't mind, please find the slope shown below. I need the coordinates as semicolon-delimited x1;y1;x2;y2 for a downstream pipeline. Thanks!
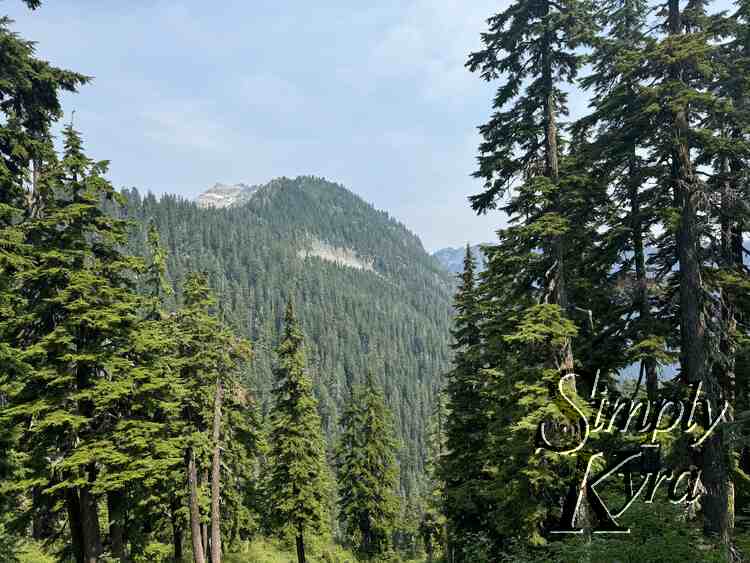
117;175;454;499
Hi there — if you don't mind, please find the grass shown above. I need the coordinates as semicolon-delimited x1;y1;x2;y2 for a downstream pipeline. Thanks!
227;537;359;563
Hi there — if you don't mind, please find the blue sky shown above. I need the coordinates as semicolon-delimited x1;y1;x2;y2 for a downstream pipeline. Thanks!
4;0;509;251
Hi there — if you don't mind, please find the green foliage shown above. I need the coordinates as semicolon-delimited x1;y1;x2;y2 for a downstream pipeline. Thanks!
453;0;750;555
227;536;357;563
267;301;331;543
116;176;454;502
440;247;491;555
336;372;400;559
497;499;730;563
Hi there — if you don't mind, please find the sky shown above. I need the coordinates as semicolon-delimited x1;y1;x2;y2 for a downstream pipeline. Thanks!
3;0;517;252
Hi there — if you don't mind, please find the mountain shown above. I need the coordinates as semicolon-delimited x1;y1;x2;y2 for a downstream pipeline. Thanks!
117;176;454;497
196;182;261;208
432;244;488;274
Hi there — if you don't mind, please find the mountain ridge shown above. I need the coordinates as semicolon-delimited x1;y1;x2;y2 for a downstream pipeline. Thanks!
432;243;488;274
118;175;454;497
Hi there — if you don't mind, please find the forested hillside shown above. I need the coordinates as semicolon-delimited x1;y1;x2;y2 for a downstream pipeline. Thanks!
116;177;454;499
6;0;750;560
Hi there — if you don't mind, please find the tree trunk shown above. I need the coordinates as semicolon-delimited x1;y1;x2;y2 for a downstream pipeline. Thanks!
108;489;127;561
295;530;306;563
201;468;209;561
667;0;732;546
541;0;573;374
701;158;741;545
80;464;103;563
32;486;55;541
730;154;750;483
541;0;587;535
210;379;223;563
188;450;206;563
628;154;658;400
701;380;734;544
66;487;86;563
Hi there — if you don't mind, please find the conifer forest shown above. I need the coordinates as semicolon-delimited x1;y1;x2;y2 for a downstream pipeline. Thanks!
2;0;750;561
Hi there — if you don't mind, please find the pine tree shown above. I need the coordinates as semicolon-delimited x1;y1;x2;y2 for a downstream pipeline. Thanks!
336;371;399;560
267;300;329;563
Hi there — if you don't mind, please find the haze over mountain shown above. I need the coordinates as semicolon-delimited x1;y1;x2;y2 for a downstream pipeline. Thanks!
117;176;454;497
432;244;488;274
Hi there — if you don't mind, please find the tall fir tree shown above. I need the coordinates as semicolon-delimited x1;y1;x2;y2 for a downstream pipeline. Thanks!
720;0;750;526
575;0;670;400
336;371;400;560
440;245;489;559
640;0;735;545
467;0;593;373
267;300;329;563
0;7;87;547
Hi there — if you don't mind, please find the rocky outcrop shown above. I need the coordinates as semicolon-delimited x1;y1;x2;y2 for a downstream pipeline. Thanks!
196;183;259;208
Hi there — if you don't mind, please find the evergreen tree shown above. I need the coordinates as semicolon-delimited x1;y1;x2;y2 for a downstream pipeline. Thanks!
465;0;748;554
440;246;489;558
720;0;750;528
636;0;734;545
171;272;252;563
0;7;87;548
267;300;329;563
336;371;400;559
4;125;143;562
467;0;592;373
463;0;597;549
574;0;669;400
420;389;448;563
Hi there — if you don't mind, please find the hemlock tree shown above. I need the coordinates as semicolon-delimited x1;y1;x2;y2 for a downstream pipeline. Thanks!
720;0;750;520
467;0;593;373
575;0;668;401
0;7;87;548
464;0;596;549
93;219;186;561
6;125;143;562
267;300;329;563
336;371;399;559
634;0;734;545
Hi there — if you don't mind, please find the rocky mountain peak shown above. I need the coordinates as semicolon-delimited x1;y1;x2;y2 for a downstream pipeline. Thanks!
196;182;259;208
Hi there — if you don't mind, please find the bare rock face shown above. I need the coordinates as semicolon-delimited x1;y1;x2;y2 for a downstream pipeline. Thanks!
298;238;375;272
197;183;258;208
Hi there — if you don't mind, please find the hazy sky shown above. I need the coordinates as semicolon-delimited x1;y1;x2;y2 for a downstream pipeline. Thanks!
4;0;515;251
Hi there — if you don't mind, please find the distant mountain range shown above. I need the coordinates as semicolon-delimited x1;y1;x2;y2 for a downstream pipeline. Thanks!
431;244;488;274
